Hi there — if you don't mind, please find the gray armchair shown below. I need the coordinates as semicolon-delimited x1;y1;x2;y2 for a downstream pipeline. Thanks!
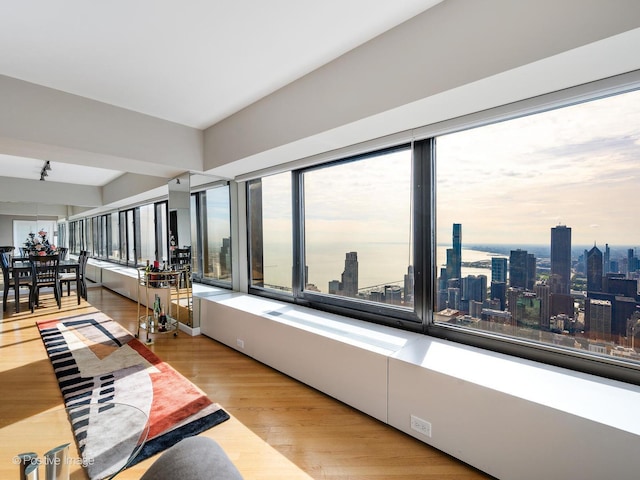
140;437;243;480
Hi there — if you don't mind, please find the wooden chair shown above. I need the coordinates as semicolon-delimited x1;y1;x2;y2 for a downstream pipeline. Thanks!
1;252;10;312
57;247;69;261
29;254;61;312
10;257;33;313
59;250;88;300
78;251;89;300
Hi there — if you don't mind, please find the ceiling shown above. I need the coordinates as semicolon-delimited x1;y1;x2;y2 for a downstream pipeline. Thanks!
0;0;441;189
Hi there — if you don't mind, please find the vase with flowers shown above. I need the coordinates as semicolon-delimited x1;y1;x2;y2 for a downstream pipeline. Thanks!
24;230;57;256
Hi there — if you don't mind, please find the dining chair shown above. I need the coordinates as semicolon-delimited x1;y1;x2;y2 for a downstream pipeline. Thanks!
78;251;89;300
29;254;62;312
59;251;87;300
57;247;69;261
10;257;33;313
1;252;10;312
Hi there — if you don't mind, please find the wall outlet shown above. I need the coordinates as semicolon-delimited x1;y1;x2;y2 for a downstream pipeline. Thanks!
410;415;432;437
236;338;245;349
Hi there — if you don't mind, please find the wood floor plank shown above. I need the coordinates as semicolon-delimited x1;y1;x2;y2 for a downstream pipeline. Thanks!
1;286;492;479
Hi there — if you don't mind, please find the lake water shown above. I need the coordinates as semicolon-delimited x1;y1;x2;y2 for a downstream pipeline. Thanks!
262;242;500;293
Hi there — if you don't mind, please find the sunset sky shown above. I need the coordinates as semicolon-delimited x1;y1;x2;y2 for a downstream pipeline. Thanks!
437;88;640;247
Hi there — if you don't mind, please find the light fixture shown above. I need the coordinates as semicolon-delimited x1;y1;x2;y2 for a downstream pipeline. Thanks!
40;161;51;181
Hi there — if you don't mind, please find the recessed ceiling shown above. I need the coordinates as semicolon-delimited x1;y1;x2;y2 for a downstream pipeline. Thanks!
0;0;442;130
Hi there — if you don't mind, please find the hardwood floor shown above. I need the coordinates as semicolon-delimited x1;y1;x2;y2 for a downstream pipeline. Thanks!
0;286;492;479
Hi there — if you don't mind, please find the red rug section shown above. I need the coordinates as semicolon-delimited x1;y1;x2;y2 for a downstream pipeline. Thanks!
127;338;213;438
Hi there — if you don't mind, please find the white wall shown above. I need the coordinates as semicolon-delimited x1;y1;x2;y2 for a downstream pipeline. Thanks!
203;0;640;180
0;75;203;175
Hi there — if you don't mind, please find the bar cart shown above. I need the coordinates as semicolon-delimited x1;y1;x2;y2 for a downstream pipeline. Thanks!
136;266;184;343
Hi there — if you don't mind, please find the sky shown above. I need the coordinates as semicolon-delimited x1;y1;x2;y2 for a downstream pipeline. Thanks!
436;88;640;247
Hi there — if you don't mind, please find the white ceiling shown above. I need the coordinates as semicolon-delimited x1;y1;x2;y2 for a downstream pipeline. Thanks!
0;0;442;187
1;0;440;129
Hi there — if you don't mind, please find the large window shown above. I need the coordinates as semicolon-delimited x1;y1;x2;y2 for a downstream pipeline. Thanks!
248;146;416;325
13;220;58;256
248;172;293;294
138;204;156;265
193;183;232;286
301;147;415;315
434;88;640;372
109;212;119;261
247;84;640;383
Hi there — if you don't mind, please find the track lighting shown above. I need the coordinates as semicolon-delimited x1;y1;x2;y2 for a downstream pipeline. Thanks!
40;161;51;181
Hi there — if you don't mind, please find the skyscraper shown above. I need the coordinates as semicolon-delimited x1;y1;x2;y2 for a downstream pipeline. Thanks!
550;225;572;295
461;275;487;313
446;223;462;280
340;251;358;297
586;244;603;292
491;257;508;283
586;298;613;340
509;249;529;290
404;265;414;305
491;281;507;310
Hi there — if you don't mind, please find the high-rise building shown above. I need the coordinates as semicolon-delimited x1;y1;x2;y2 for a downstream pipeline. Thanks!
404;265;414;305
491;281;507;310
452;223;462;279
509;249;529;290
586;244;603;293
491;257;508;283
446;223;462;280
509;291;541;328
340;251;358;297
527;253;536;290
585;298;613;340
603;274;639;299
534;282;551;329
604;243;610;275
550;225;572;295
385;285;403;305
447;278;461;310
461;275;487;313
628;248;639;276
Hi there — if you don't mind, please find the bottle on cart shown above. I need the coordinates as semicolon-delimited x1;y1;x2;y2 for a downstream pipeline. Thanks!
159;304;167;332
152;294;161;332
150;260;160;287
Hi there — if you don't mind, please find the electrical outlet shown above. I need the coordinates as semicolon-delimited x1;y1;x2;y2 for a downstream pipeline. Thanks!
236;338;245;349
410;415;432;437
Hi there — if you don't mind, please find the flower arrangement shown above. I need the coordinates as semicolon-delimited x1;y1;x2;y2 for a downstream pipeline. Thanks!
24;230;57;256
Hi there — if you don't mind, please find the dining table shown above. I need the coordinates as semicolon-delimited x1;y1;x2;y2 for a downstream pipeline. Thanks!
10;257;80;313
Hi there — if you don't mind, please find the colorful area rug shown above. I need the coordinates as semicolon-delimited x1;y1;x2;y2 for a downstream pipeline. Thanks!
37;312;229;479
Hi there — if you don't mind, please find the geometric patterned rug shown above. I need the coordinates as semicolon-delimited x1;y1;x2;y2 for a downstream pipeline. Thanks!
37;312;230;479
